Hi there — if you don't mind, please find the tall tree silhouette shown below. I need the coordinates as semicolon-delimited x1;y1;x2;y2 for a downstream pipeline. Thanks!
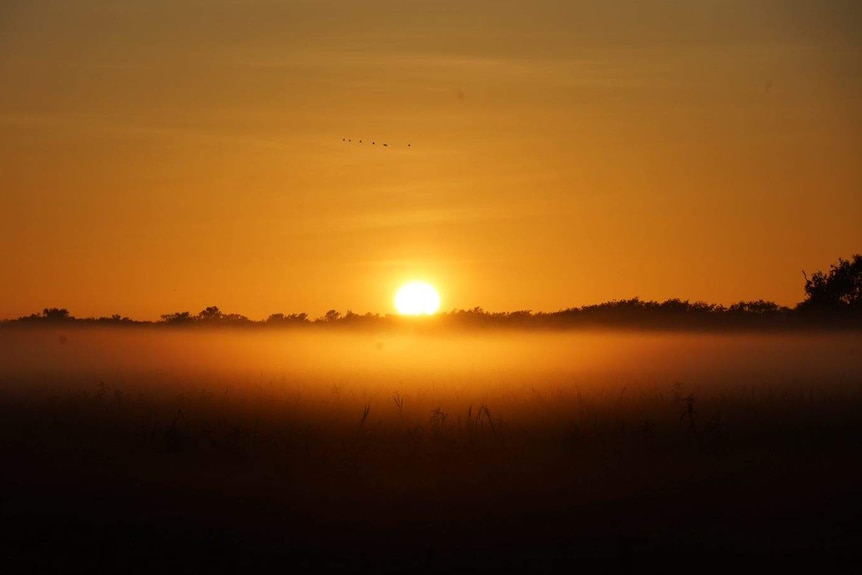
321;310;341;322
800;254;862;311
198;306;223;321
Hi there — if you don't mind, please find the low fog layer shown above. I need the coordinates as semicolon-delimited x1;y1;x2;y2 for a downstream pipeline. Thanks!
2;328;859;401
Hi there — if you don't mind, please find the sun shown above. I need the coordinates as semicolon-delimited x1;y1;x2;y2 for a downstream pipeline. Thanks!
394;281;441;315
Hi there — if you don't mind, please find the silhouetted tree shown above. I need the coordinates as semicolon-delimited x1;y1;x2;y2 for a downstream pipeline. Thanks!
161;311;193;324
321;310;341;322
17;312;43;321
729;300;784;315
93;314;129;323
506;310;533;322
198;306;223;321
42;308;71;320
339;311;382;324
800;255;862;311
659;299;688;312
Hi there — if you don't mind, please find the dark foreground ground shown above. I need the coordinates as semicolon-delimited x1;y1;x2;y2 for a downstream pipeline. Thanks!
2;373;861;574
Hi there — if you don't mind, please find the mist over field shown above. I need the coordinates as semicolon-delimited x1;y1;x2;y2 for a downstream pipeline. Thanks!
2;326;861;571
3;327;860;390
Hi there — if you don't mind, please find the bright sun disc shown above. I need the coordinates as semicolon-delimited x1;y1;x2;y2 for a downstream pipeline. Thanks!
394;282;441;315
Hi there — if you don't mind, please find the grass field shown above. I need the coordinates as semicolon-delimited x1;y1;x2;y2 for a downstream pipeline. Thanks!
1;327;861;572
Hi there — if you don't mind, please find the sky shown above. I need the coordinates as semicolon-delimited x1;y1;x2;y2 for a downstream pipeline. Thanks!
1;0;860;320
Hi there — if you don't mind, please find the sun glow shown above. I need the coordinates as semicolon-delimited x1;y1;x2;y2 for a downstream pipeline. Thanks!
394;282;441;315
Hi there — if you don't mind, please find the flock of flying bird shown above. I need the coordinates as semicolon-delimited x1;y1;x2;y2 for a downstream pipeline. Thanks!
341;138;411;149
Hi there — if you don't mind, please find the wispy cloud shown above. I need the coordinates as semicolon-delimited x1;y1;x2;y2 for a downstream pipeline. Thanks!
289;204;520;237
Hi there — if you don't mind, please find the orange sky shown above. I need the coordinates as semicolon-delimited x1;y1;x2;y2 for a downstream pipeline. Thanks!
1;1;860;320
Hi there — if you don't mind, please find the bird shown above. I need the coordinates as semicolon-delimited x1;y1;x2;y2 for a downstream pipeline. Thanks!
341;137;414;149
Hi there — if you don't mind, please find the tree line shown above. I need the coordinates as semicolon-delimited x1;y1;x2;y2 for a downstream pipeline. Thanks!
6;254;860;329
